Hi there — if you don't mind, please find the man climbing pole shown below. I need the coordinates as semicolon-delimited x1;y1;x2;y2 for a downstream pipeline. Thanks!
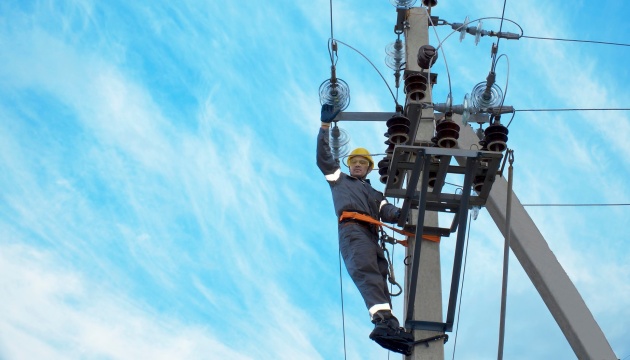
317;104;414;355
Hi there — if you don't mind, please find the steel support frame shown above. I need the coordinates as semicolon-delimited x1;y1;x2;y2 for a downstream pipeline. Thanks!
383;145;502;332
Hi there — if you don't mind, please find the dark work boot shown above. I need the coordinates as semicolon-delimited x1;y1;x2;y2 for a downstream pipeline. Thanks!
369;310;414;355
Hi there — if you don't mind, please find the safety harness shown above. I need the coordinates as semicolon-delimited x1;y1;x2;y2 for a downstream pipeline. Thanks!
339;211;441;245
339;211;442;298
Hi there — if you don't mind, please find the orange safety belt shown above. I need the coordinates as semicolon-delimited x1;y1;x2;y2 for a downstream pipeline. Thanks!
339;211;441;244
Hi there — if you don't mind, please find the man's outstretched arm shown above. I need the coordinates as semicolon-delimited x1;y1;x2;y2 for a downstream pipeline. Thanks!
316;104;341;180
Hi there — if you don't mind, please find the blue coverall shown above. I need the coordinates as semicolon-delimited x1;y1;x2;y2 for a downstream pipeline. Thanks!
317;126;401;318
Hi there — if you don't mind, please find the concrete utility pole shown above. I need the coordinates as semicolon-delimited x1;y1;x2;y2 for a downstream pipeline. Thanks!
455;125;617;360
403;7;444;360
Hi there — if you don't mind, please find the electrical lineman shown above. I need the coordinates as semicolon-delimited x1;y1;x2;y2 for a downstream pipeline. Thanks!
317;104;415;355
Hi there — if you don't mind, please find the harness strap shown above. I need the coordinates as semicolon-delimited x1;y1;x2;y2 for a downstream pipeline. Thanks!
339;211;441;243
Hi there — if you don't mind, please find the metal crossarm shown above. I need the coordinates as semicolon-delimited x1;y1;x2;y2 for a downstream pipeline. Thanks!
383;145;503;332
385;145;503;232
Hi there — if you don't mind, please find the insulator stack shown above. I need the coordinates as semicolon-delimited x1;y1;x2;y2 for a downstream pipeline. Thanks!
330;123;351;161
422;0;437;6
319;78;351;111
483;123;509;152
386;39;405;71
471;81;503;110
386;114;411;145
390;0;417;7
404;72;429;102
433;117;460;148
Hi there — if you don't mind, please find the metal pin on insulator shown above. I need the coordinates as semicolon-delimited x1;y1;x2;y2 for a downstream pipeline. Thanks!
330;123;350;161
433;113;460;148
386;114;411;145
319;78;350;111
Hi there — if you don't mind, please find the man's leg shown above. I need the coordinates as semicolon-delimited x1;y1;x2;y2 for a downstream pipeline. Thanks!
339;225;413;355
338;224;391;314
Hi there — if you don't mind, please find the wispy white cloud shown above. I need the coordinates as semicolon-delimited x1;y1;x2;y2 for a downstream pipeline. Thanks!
0;243;252;360
2;0;629;359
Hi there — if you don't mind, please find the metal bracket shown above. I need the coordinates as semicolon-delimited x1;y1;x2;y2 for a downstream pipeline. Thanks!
383;145;503;332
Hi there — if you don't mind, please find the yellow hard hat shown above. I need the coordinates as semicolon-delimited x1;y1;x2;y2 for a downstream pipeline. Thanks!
346;147;374;169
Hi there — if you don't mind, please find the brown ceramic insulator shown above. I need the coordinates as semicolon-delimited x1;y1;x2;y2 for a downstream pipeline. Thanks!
484;124;509;152
435;120;460;148
404;73;428;101
386;115;411;145
417;45;438;69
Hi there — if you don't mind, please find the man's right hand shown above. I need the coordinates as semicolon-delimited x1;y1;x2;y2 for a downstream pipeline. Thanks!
321;104;340;124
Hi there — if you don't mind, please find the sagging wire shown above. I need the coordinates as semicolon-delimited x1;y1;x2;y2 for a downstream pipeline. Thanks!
494;54;510;112
505;111;517;128
330;38;400;108
387;197;402;360
328;2;347;358
337;249;347;360
426;8;453;111
451;213;474;360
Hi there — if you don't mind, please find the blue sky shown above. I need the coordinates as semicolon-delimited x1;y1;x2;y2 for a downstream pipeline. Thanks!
1;1;629;359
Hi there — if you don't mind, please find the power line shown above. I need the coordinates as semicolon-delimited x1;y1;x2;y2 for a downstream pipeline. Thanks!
451;213;473;360
517;108;630;112
521;35;630;48
338;250;347;360
522;203;630;207
492;0;509;72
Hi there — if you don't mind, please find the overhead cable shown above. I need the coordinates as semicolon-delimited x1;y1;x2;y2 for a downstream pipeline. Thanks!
520;35;630;47
517;108;630;112
451;213;473;360
522;203;630;207
493;0;509;72
332;39;399;107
